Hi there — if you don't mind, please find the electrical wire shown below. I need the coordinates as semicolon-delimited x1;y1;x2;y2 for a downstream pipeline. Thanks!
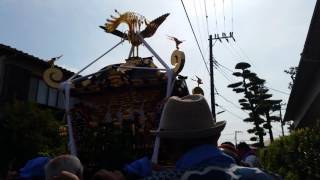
231;0;234;32
193;0;206;54
180;0;210;74
217;93;243;110
216;66;233;82
228;42;245;60
216;63;238;82
222;0;226;32
213;0;219;33
215;87;248;114
233;41;255;65
216;103;244;120
265;86;290;95
219;43;290;96
203;0;210;37
215;61;234;73
222;42;243;62
216;61;290;96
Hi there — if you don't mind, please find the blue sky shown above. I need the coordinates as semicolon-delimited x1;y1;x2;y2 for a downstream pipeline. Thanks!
0;0;317;144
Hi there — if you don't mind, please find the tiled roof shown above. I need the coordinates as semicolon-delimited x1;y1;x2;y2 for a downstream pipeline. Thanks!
284;1;320;128
0;43;75;75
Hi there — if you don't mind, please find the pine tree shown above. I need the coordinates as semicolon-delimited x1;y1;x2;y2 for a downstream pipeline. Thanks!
228;62;265;147
229;62;283;145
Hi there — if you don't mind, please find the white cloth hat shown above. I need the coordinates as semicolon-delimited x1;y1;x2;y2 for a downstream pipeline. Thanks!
151;95;226;138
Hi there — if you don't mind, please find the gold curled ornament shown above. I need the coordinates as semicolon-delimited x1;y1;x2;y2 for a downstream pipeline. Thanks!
43;67;64;89
171;50;185;75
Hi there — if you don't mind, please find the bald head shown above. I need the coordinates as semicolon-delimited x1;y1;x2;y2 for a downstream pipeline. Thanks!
45;155;83;180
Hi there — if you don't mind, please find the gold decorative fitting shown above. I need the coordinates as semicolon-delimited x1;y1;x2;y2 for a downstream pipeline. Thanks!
171;50;185;75
100;10;169;57
81;80;91;87
43;67;64;89
167;36;185;50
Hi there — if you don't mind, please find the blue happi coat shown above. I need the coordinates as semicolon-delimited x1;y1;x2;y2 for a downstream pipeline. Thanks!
125;144;281;180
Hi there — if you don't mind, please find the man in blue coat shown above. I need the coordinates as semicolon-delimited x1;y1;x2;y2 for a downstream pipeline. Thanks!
125;95;280;180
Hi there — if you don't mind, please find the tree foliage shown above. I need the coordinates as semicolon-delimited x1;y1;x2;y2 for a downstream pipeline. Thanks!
228;62;282;146
284;66;298;90
0;101;66;175
259;121;320;180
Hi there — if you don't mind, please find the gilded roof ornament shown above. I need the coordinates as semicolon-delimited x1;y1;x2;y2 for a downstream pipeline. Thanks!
100;10;169;57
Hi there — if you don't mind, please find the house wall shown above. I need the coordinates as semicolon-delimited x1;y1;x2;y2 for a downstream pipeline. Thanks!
0;55;68;109
296;92;320;128
6;56;44;77
0;55;6;98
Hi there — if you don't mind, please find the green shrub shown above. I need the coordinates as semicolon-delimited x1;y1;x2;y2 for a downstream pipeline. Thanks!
0;101;67;176
259;121;320;180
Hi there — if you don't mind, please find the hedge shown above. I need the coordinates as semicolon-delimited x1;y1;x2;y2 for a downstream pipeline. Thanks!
259;121;320;180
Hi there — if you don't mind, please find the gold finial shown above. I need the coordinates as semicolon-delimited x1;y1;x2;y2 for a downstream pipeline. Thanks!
167;35;185;50
191;76;203;87
100;12;169;57
47;55;63;67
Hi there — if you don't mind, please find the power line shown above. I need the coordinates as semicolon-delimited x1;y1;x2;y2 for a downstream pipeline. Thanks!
193;0;206;54
221;42;290;96
226;42;244;59
217;93;242;110
216;93;248;115
203;0;210;37
215;88;248;114
199;0;210;55
231;0;234;32
216;61;234;73
213;0;219;33
266;86;290;95
215;66;233;82
216;61;290;96
216;103;244;120
180;0;210;74
233;41;255;66
215;60;234;79
222;0;226;32
222;41;243;61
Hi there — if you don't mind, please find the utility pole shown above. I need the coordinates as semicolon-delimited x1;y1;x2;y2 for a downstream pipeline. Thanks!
209;32;235;119
234;130;242;146
209;35;216;119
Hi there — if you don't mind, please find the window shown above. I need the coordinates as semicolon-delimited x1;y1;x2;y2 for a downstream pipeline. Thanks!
57;91;65;109
28;77;38;101
37;80;48;105
27;76;77;109
48;88;58;107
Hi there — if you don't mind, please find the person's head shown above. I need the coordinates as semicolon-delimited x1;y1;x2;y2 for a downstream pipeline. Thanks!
237;142;251;157
91;169;124;180
151;95;226;163
19;156;50;180
45;155;83;180
219;142;240;164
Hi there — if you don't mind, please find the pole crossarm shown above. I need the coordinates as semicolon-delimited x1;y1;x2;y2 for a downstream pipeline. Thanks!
213;32;236;43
